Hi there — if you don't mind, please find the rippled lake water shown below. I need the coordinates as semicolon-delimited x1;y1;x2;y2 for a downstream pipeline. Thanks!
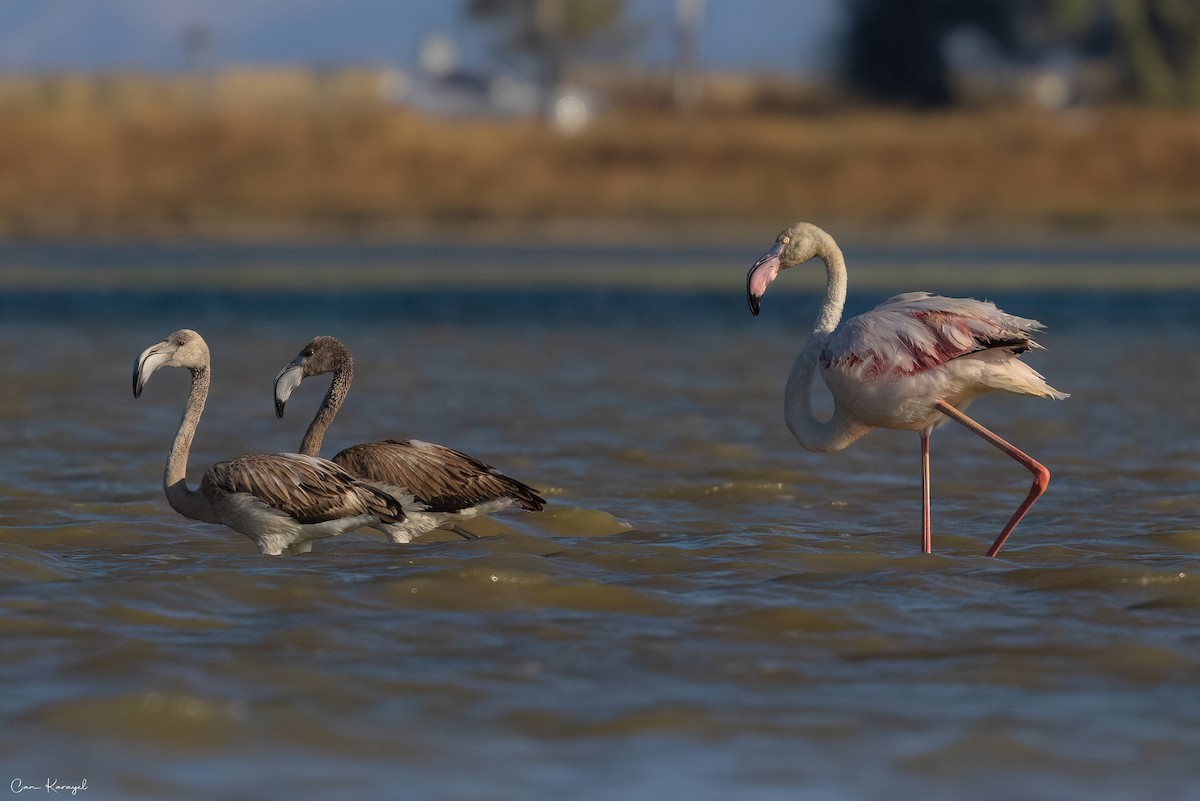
2;239;1199;800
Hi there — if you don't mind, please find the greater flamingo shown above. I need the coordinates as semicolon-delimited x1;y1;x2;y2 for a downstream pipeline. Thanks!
273;336;545;543
133;329;409;555
746;223;1067;557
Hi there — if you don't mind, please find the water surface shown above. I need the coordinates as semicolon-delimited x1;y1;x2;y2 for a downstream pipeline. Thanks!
2;241;1199;800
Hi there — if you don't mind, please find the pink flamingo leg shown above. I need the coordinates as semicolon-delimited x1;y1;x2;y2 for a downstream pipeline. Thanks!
933;400;1050;557
920;427;932;554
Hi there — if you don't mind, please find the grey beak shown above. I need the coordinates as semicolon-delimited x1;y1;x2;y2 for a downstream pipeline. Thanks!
274;359;307;418
133;342;172;398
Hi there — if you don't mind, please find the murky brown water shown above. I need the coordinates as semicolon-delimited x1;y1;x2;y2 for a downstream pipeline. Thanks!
2;241;1200;800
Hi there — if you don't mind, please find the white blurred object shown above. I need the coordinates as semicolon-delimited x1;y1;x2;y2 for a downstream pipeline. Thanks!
1031;71;1072;109
419;35;458;77
552;92;592;134
385;57;599;132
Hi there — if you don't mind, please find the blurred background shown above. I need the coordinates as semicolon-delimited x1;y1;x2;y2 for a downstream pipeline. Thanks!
0;0;1197;244
4;5;1200;800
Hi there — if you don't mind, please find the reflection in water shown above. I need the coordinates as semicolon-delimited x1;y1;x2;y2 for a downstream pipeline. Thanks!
2;246;1200;800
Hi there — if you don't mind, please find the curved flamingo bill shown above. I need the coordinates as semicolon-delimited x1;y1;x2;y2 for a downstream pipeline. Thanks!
746;242;784;316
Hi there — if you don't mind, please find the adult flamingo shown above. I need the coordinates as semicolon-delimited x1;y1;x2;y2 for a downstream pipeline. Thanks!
746;223;1067;557
133;329;408;555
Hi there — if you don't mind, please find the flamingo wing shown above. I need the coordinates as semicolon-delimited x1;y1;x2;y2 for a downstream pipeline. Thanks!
332;439;546;514
203;453;405;524
821;291;1048;381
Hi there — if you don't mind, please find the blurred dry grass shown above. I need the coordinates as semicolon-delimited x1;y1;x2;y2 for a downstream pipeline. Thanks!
2;69;1199;239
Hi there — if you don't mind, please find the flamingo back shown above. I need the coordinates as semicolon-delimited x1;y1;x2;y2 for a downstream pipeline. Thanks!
203;453;406;525
821;292;1048;382
332;439;546;514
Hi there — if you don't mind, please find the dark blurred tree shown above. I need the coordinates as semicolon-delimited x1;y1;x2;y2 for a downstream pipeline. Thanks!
1028;0;1200;105
841;0;1018;106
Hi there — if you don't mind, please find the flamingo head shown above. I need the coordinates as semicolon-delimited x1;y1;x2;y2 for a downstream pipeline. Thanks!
133;329;209;398
273;336;351;418
746;222;828;316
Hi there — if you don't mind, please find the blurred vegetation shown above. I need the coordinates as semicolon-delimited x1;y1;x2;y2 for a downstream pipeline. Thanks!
468;0;631;62
1035;0;1200;106
467;0;635;107
1;0;1199;241
0;68;1198;240
843;0;1200;107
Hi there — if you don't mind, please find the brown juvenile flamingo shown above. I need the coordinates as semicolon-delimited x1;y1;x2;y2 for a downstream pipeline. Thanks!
133;329;408;555
273;336;545;543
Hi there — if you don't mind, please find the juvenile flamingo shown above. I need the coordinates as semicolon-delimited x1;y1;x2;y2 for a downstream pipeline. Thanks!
133;329;408;555
746;223;1067;557
273;336;545;543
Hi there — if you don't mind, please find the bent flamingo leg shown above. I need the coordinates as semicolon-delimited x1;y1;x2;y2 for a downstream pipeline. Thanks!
933;400;1050;557
920;427;932;554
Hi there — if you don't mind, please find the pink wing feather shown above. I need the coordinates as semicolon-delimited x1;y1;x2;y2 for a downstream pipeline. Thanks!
820;292;1046;381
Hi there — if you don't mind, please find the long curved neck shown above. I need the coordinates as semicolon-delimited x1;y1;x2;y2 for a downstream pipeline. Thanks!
783;234;870;453
299;363;351;457
164;365;219;523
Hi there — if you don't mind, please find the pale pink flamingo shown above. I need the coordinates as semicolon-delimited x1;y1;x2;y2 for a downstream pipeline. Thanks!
746;223;1068;557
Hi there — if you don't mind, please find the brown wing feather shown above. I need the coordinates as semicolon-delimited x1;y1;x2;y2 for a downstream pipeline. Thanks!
203;453;405;524
332;440;545;514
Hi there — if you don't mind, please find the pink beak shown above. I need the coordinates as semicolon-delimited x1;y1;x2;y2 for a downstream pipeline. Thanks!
746;241;784;316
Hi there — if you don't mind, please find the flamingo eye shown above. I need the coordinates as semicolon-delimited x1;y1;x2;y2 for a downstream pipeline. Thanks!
781;236;790;244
